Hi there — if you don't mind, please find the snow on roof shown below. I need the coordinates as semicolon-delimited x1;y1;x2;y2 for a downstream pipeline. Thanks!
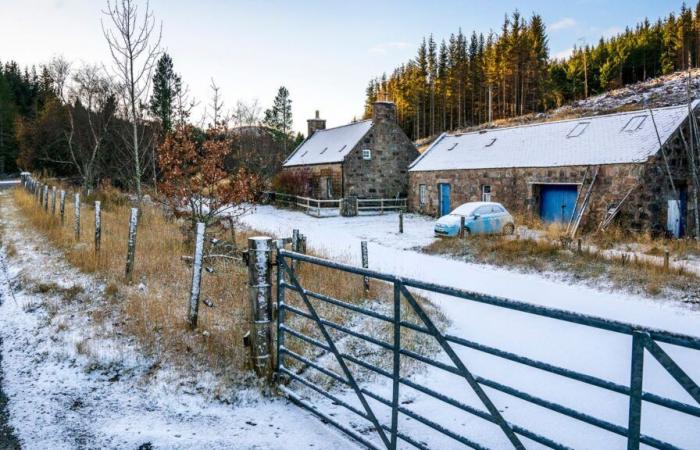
409;102;699;172
283;120;373;167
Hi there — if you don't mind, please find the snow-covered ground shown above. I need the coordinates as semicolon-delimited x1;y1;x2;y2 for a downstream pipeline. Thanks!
242;206;700;449
0;192;357;450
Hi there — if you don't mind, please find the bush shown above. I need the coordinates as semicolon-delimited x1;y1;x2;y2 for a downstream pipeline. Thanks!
271;169;316;196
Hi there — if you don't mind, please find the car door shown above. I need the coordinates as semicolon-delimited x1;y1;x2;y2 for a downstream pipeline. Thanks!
470;206;490;234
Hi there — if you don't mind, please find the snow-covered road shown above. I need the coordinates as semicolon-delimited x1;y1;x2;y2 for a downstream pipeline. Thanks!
242;206;700;449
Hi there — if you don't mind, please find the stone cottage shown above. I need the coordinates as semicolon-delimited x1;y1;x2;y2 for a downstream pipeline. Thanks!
408;102;700;237
281;102;419;199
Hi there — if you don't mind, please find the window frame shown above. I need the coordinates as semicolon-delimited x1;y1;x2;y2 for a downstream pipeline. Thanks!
481;185;492;202
362;148;372;160
419;184;427;206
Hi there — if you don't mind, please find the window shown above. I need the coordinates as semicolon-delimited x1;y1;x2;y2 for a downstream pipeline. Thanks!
419;184;427;206
567;122;589;138
485;138;497;147
622;115;647;132
362;148;372;160
481;185;492;202
474;206;490;216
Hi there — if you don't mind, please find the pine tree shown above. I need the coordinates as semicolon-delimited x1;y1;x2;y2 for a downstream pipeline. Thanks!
263;86;293;154
149;53;182;134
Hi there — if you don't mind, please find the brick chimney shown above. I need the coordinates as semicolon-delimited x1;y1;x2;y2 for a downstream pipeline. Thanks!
307;110;326;137
372;101;397;123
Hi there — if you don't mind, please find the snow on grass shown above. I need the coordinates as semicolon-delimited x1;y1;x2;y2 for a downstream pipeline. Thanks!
242;205;700;449
0;192;356;450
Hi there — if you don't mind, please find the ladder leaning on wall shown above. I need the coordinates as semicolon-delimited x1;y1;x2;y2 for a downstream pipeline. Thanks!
567;165;599;238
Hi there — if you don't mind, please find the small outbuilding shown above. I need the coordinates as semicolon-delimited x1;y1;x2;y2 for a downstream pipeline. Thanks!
281;102;419;199
408;102;700;237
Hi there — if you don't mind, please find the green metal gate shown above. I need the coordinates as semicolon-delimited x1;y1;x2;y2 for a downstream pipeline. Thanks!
275;248;700;450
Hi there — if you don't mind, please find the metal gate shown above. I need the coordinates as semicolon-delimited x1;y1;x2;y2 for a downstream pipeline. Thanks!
274;248;700;450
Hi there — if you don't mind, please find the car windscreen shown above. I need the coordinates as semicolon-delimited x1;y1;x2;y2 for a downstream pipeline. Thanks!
450;204;479;216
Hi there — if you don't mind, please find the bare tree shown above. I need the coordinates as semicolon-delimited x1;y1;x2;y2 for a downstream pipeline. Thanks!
41;58;115;189
207;78;228;128
68;65;117;188
102;0;162;201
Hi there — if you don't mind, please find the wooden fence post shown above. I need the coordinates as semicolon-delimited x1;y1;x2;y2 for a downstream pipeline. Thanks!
51;187;57;215
188;222;206;329
459;216;466;238
248;236;273;379
399;210;404;234
291;228;300;270
361;240;369;292
94;201;101;252
43;185;48;211
74;193;81;240
59;190;66;224
664;249;670;271
125;207;139;282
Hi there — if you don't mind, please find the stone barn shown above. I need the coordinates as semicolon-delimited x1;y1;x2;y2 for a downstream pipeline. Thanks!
408;102;700;237
281;102;419;199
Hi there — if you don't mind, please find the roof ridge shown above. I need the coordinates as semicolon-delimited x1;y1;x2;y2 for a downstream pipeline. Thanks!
446;101;696;137
313;119;373;134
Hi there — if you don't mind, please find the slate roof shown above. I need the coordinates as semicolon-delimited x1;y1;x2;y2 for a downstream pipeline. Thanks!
283;120;373;167
409;102;699;172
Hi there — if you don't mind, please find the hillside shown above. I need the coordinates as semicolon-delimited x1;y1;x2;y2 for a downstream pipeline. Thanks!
416;70;700;151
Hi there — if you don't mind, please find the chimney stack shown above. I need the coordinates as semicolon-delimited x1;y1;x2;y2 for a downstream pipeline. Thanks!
372;101;397;123
307;110;326;137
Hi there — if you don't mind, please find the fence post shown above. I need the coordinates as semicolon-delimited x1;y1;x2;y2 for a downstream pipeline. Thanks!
125;207;139;282
59;190;66;224
248;236;273;380
577;238;582;254
291;229;299;270
459;216;466;238
188;222;206;329
361;240;369;292
51;187;57;215
43;185;48;211
74;193;81;240
399;210;404;234
664;249;670;271
94;201;101;252
275;238;286;377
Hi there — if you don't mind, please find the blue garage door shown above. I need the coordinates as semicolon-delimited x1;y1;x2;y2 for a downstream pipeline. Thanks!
540;185;578;223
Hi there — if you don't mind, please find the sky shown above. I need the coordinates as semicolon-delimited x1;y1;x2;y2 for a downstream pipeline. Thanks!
0;0;685;134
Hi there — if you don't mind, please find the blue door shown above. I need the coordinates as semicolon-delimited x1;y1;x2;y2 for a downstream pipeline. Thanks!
439;184;451;216
540;185;578;223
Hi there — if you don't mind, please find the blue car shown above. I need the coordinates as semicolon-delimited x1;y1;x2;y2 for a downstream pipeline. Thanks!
434;202;515;237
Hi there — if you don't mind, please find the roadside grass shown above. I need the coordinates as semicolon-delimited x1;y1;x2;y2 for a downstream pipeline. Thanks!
12;186;444;392
424;234;700;299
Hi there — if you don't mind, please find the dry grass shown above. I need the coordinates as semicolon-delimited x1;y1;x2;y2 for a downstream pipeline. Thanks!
13;186;253;385
425;234;700;300
12;186;445;392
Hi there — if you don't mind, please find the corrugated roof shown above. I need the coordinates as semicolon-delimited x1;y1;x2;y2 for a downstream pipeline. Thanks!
283;120;373;167
409;102;699;172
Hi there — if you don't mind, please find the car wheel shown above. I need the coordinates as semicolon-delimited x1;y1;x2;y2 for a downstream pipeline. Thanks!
502;223;515;235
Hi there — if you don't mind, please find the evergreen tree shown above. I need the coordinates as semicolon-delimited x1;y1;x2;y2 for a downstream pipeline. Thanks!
263;86;293;153
149;53;182;134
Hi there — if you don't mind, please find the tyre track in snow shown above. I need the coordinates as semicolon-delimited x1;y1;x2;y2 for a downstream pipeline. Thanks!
0;195;21;450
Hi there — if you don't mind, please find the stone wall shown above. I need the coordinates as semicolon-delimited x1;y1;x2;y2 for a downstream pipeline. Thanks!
343;120;419;198
408;125;697;235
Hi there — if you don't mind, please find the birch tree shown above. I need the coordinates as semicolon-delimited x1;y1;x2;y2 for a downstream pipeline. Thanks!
102;0;162;201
